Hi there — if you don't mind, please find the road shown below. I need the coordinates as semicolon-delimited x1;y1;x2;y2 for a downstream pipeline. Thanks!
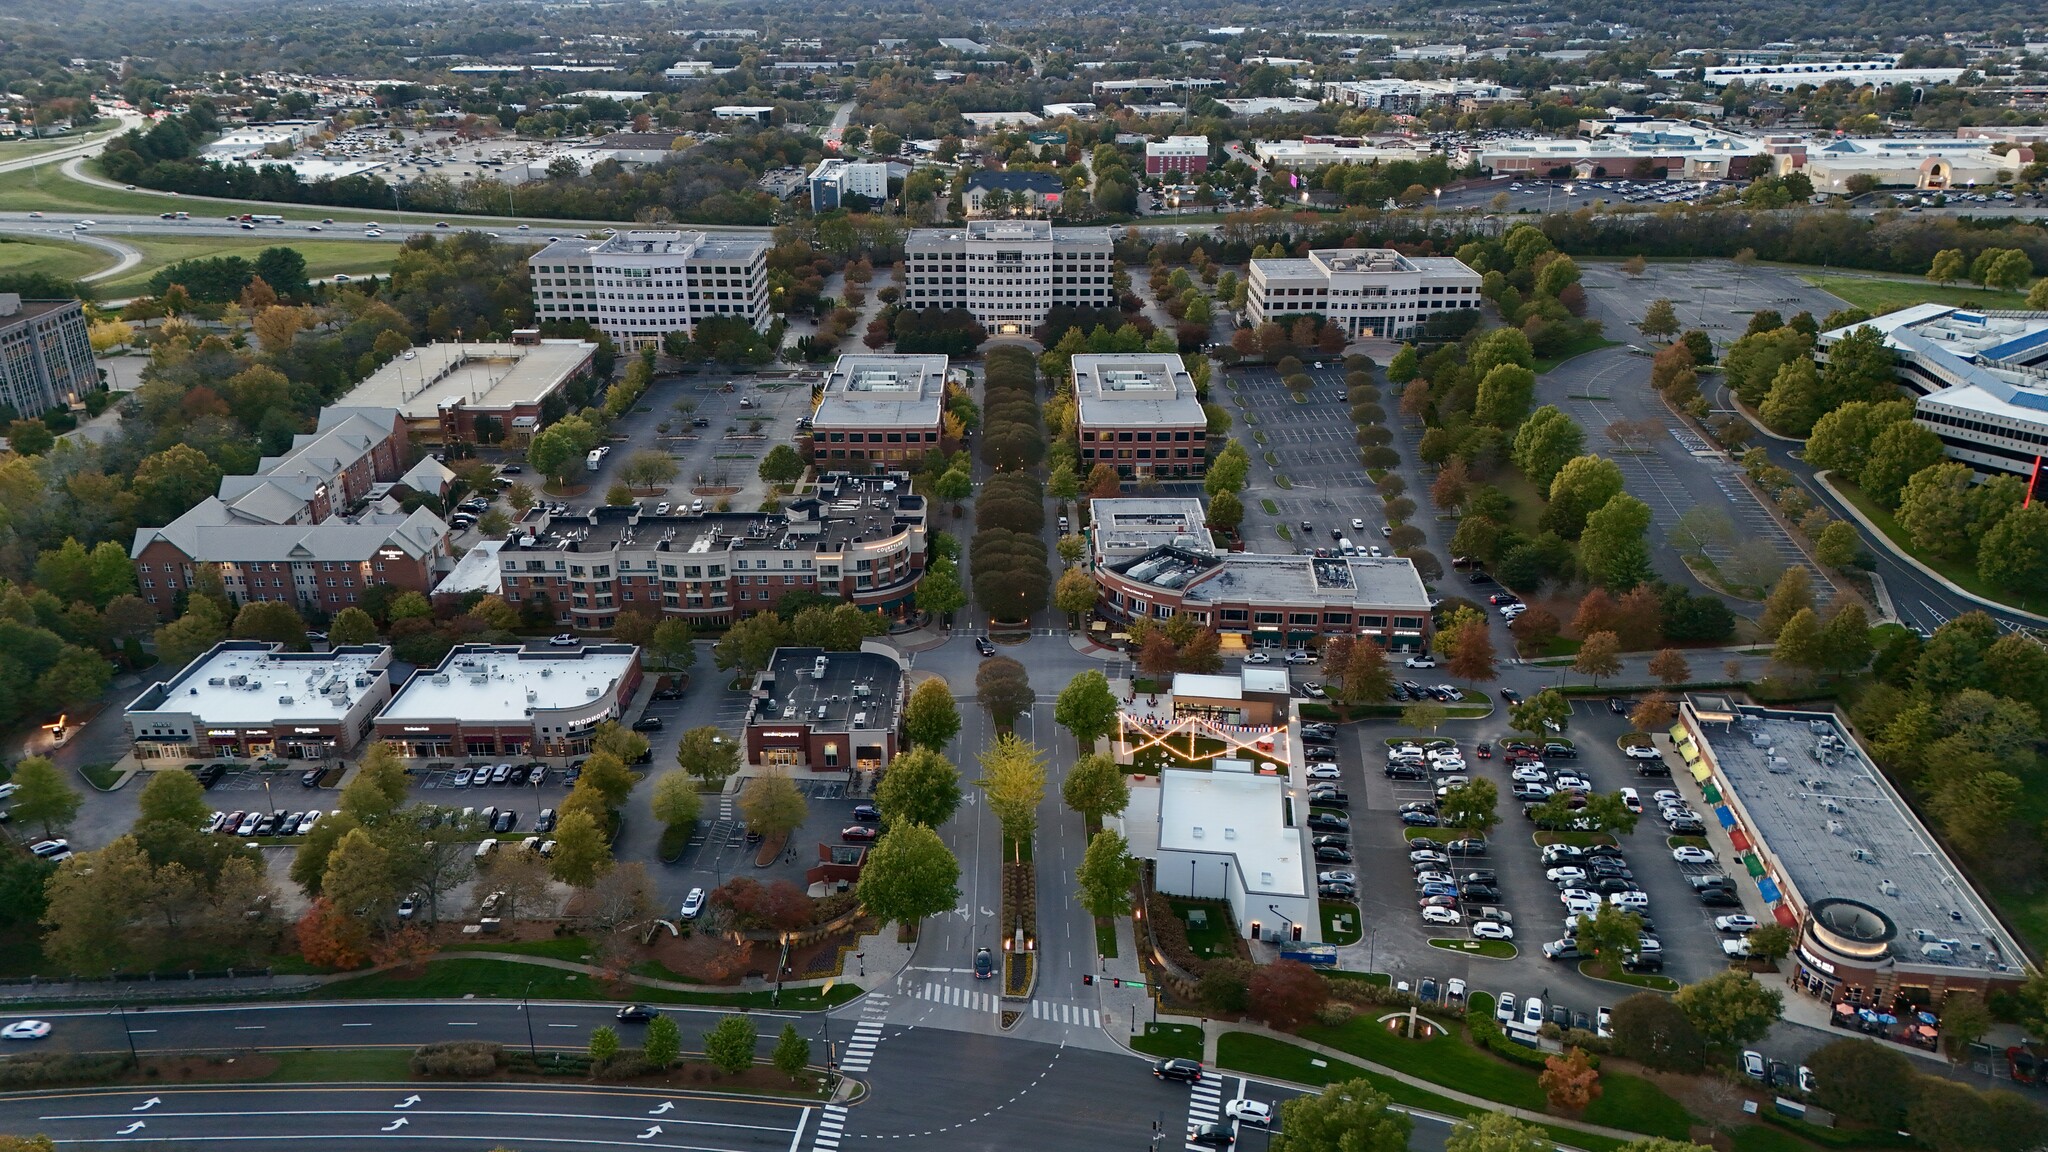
0;115;143;176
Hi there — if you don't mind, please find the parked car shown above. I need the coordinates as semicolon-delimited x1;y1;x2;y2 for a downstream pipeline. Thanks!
842;825;880;842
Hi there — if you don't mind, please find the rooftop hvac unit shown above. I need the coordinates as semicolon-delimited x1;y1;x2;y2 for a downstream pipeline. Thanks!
541;668;553;677
815;705;828;720
1879;880;1901;897
208;678;227;686
526;691;538;702
278;695;294;705
853;712;867;727
1826;820;1844;835
586;687;600;698
229;675;249;687
432;674;451;685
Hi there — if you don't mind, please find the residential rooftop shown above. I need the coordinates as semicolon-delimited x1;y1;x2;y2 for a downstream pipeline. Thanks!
749;646;904;734
380;644;639;726
1689;704;2027;978
812;354;949;429
1157;764;1306;898
338;340;595;420
128;641;391;726
1071;353;1205;428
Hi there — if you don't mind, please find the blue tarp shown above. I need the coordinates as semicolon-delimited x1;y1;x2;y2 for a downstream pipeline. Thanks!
1716;804;1736;828
1758;877;1782;904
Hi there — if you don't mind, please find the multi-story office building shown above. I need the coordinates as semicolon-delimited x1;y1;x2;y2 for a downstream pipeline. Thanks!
809;157;890;212
1144;136;1210;175
901;221;1115;336
449;473;927;629
1071;353;1208;480
125;641;395;762
1087;497;1431;652
0;293;97;417
528;230;771;352
808;353;950;468
373;643;643;760
1246;249;1481;341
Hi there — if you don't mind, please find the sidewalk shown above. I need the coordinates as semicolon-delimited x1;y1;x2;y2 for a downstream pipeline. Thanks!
1094;910;1206;1050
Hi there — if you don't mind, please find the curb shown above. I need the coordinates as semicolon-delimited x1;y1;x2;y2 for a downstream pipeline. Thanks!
1813;470;2048;625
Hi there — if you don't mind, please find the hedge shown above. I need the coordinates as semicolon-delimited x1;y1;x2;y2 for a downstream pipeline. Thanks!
411;1041;503;1078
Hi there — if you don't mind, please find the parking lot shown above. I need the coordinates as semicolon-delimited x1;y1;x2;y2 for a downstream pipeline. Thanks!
1228;362;1387;551
1310;699;1762;1013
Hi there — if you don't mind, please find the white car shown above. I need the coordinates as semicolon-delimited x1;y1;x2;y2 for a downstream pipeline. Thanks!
1652;790;1681;806
1723;938;1754;958
1500;605;1526;619
1351;518;1366;530
1225;1100;1272;1126
1620;787;1642;812
1714;915;1760;934
1553;774;1590;792
1511;766;1549;783
1472;921;1513;941
1413;871;1456;887
1285;650;1315;665
1318;870;1357;885
548;633;579;646
655;502;671;515
1421;906;1462;926
680;887;706;919
1546;866;1587;884
1742;1050;1766;1080
1624;745;1662;760
1;1020;51;1041
1404;656;1436;668
1541;844;1582;864
1494;992;1517;1023
1672;846;1715;865
1244;651;1272;664
1562;892;1602;916
1445;978;1466;1003
1609;891;1651;911
1596;1007;1612;1038
1307;765;1342;780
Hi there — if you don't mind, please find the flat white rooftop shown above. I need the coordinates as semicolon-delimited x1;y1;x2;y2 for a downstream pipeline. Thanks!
381;646;637;724
1158;765;1305;897
133;643;388;726
340;340;594;420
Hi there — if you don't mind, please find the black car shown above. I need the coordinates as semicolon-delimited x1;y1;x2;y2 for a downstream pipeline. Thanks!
1581;844;1626;859
1315;847;1353;864
1390;685;1412;702
1312;834;1349;849
1319;882;1357;899
651;685;685;701
1312;794;1350;810
1587;860;1632;878
1594;878;1641;896
301;767;323;787
536;808;557;833
1460;870;1498;886
975;637;997;657
1385;764;1426;780
1154;1059;1203;1083
1499;688;1522;703
1668;818;1706;834
973;947;994;980
1462;885;1503;904
492;810;518;834
1188;1122;1235;1148
1698;888;1742;907
1445;838;1488;856
1607;697;1637;715
852;803;881;821
1623;952;1666;972
1305;747;1338;763
1543;743;1578;760
1310;788;1349;804
1307;814;1349;832
1400;811;1437;826
632;716;664;732
616;1004;659;1022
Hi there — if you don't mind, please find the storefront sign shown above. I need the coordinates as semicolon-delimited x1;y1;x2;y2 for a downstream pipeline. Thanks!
758;730;802;738
206;729;237;736
402;726;434;733
293;727;323;734
1798;945;1837;976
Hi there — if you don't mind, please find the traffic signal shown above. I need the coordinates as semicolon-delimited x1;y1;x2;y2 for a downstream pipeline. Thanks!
1082;974;1094;985
1112;977;1122;987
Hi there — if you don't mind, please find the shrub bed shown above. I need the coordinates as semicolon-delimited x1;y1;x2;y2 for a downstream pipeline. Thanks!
410;1041;503;1078
0;1052;134;1088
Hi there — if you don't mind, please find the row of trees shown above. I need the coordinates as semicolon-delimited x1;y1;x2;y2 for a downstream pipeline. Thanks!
973;348;1052;620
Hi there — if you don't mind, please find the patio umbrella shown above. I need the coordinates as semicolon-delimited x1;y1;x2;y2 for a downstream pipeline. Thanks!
1690;762;1713;783
1701;781;1723;803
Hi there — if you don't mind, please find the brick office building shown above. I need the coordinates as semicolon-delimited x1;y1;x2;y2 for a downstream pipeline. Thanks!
806;353;950;468
742;646;905;785
373;643;644;760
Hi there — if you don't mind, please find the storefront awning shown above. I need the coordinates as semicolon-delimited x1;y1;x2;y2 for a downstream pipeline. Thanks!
1743;852;1766;877
1773;903;1799;928
1681;745;1702;765
1758;876;1782;904
1715;804;1736;829
1690;762;1713;783
1701;781;1723;804
1667;723;1689;743
1728;828;1751;852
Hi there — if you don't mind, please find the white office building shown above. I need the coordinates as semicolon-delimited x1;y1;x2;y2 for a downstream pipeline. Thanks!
900;221;1114;336
528;230;770;351
808;157;890;212
1247;249;1481;340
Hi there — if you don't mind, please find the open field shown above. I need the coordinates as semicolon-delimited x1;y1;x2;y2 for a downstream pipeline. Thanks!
0;234;108;282
98;234;402;294
1801;274;2034;316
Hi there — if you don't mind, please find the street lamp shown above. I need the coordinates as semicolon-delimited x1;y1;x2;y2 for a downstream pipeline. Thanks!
115;1003;139;1067
522;980;538;1059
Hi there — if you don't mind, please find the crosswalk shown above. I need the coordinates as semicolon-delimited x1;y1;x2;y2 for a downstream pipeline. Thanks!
1028;999;1101;1027
908;981;999;1014
1184;1075;1225;1150
810;1103;849;1152
836;992;890;1074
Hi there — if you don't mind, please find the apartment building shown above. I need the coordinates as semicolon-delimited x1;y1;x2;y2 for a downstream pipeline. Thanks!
336;334;596;446
962;170;1066;217
1072;353;1208;480
528;230;771;352
373;643;643;760
0;293;97;417
808;353;950;467
1246;249;1482;341
901;221;1115;336
1144;135;1210;175
450;472;927;629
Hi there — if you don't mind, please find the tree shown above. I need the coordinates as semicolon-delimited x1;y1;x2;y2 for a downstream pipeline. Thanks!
759;444;806;486
1906;1076;2047;1152
773;1023;811;1080
619;450;678;493
676;726;740;788
1610;992;1704;1071
977;734;1047;855
1543;455;1625;539
1061;752;1129;823
339;742;410;821
1446;1110;1554;1152
1772;608;1826;673
1054;669;1117;750
1977;503;2048;593
1638;299;1680;340
703;1014;757;1075
1759;566;1813;639
295;896;371;969
548;808;612;887
1510;407;1584;490
1815;520;1861;570
917;554;968;620
137;767;209;831
1402;701;1448;734
588;1025;620;1064
739;770;808;842
1673;970;1782;1048
1928;248;1967;286
1805;1038;1915;1126
526;414;599;487
10;757;78;838
649;770;701;832
1052;566;1097;622
328;607;378;646
974;656;1033;726
1541;1047;1602;1113
1508;689;1570;740
1861;421;1945;508
1437;778;1499;837
1440;609;1498;682
644;1013;681;1069
1581;494;1654;591
856;822;961;926
1572;632;1622;687
874;746;963;830
1509;608;1561;657
1898;462;1978;559
1272;1079;1411;1152
903;678;961;751
231;600;306;648
1074;827;1140;919
1247;960;1328;1030
1575;900;1646;969
1474;363;1536;427
1818;601;1874;675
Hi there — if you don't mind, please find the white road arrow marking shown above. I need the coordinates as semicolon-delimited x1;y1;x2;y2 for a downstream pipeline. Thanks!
383;1118;409;1132
637;1125;664;1139
394;1095;421;1109
131;1098;160;1112
979;906;993;918
117;1122;145;1135
649;1101;675;1115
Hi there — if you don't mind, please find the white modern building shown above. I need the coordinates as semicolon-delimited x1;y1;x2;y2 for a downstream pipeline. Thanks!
1792;136;2028;193
808;157;890;211
1654;59;1966;90
1321;78;1519;113
900;220;1115;336
528;230;771;351
1467;119;1767;179
125;641;395;761
1818;306;2048;483
372;643;645;759
1252;137;1439;170
1246;249;1481;340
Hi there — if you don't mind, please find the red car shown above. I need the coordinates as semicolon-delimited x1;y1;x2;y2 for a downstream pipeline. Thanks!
841;825;879;842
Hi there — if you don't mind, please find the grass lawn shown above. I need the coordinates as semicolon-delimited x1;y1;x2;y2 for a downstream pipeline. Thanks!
1831;477;2048;615
1322;901;1362;945
98;234;404;295
77;761;122;789
263;1048;414;1082
1130;1022;1203;1061
1300;1012;1547;1111
1132;733;1284;774
1169;899;1234;961
1428;937;1516;959
1215;1033;1629;1152
0;160;534;228
310;957;860;1009
1489;467;1550;541
1577;958;1681;992
444;936;596;962
0;234;110;282
1802;274;2032;317
1095;918;1119;959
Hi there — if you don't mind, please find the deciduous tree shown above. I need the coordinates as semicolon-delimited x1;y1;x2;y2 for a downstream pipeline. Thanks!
1060;752;1129;823
1054;669;1118;750
739;771;808;842
974;656;1033;726
676;726;740;788
875;746;963;830
1673;970;1782;1048
903;678;962;750
977;735;1047;855
1541;1047;1602;1113
1247;960;1328;1030
703;1014;757;1075
855;822;961;926
1273;1079;1410;1152
9;757;78;838
1074;828;1140;919
1572;632;1622;686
